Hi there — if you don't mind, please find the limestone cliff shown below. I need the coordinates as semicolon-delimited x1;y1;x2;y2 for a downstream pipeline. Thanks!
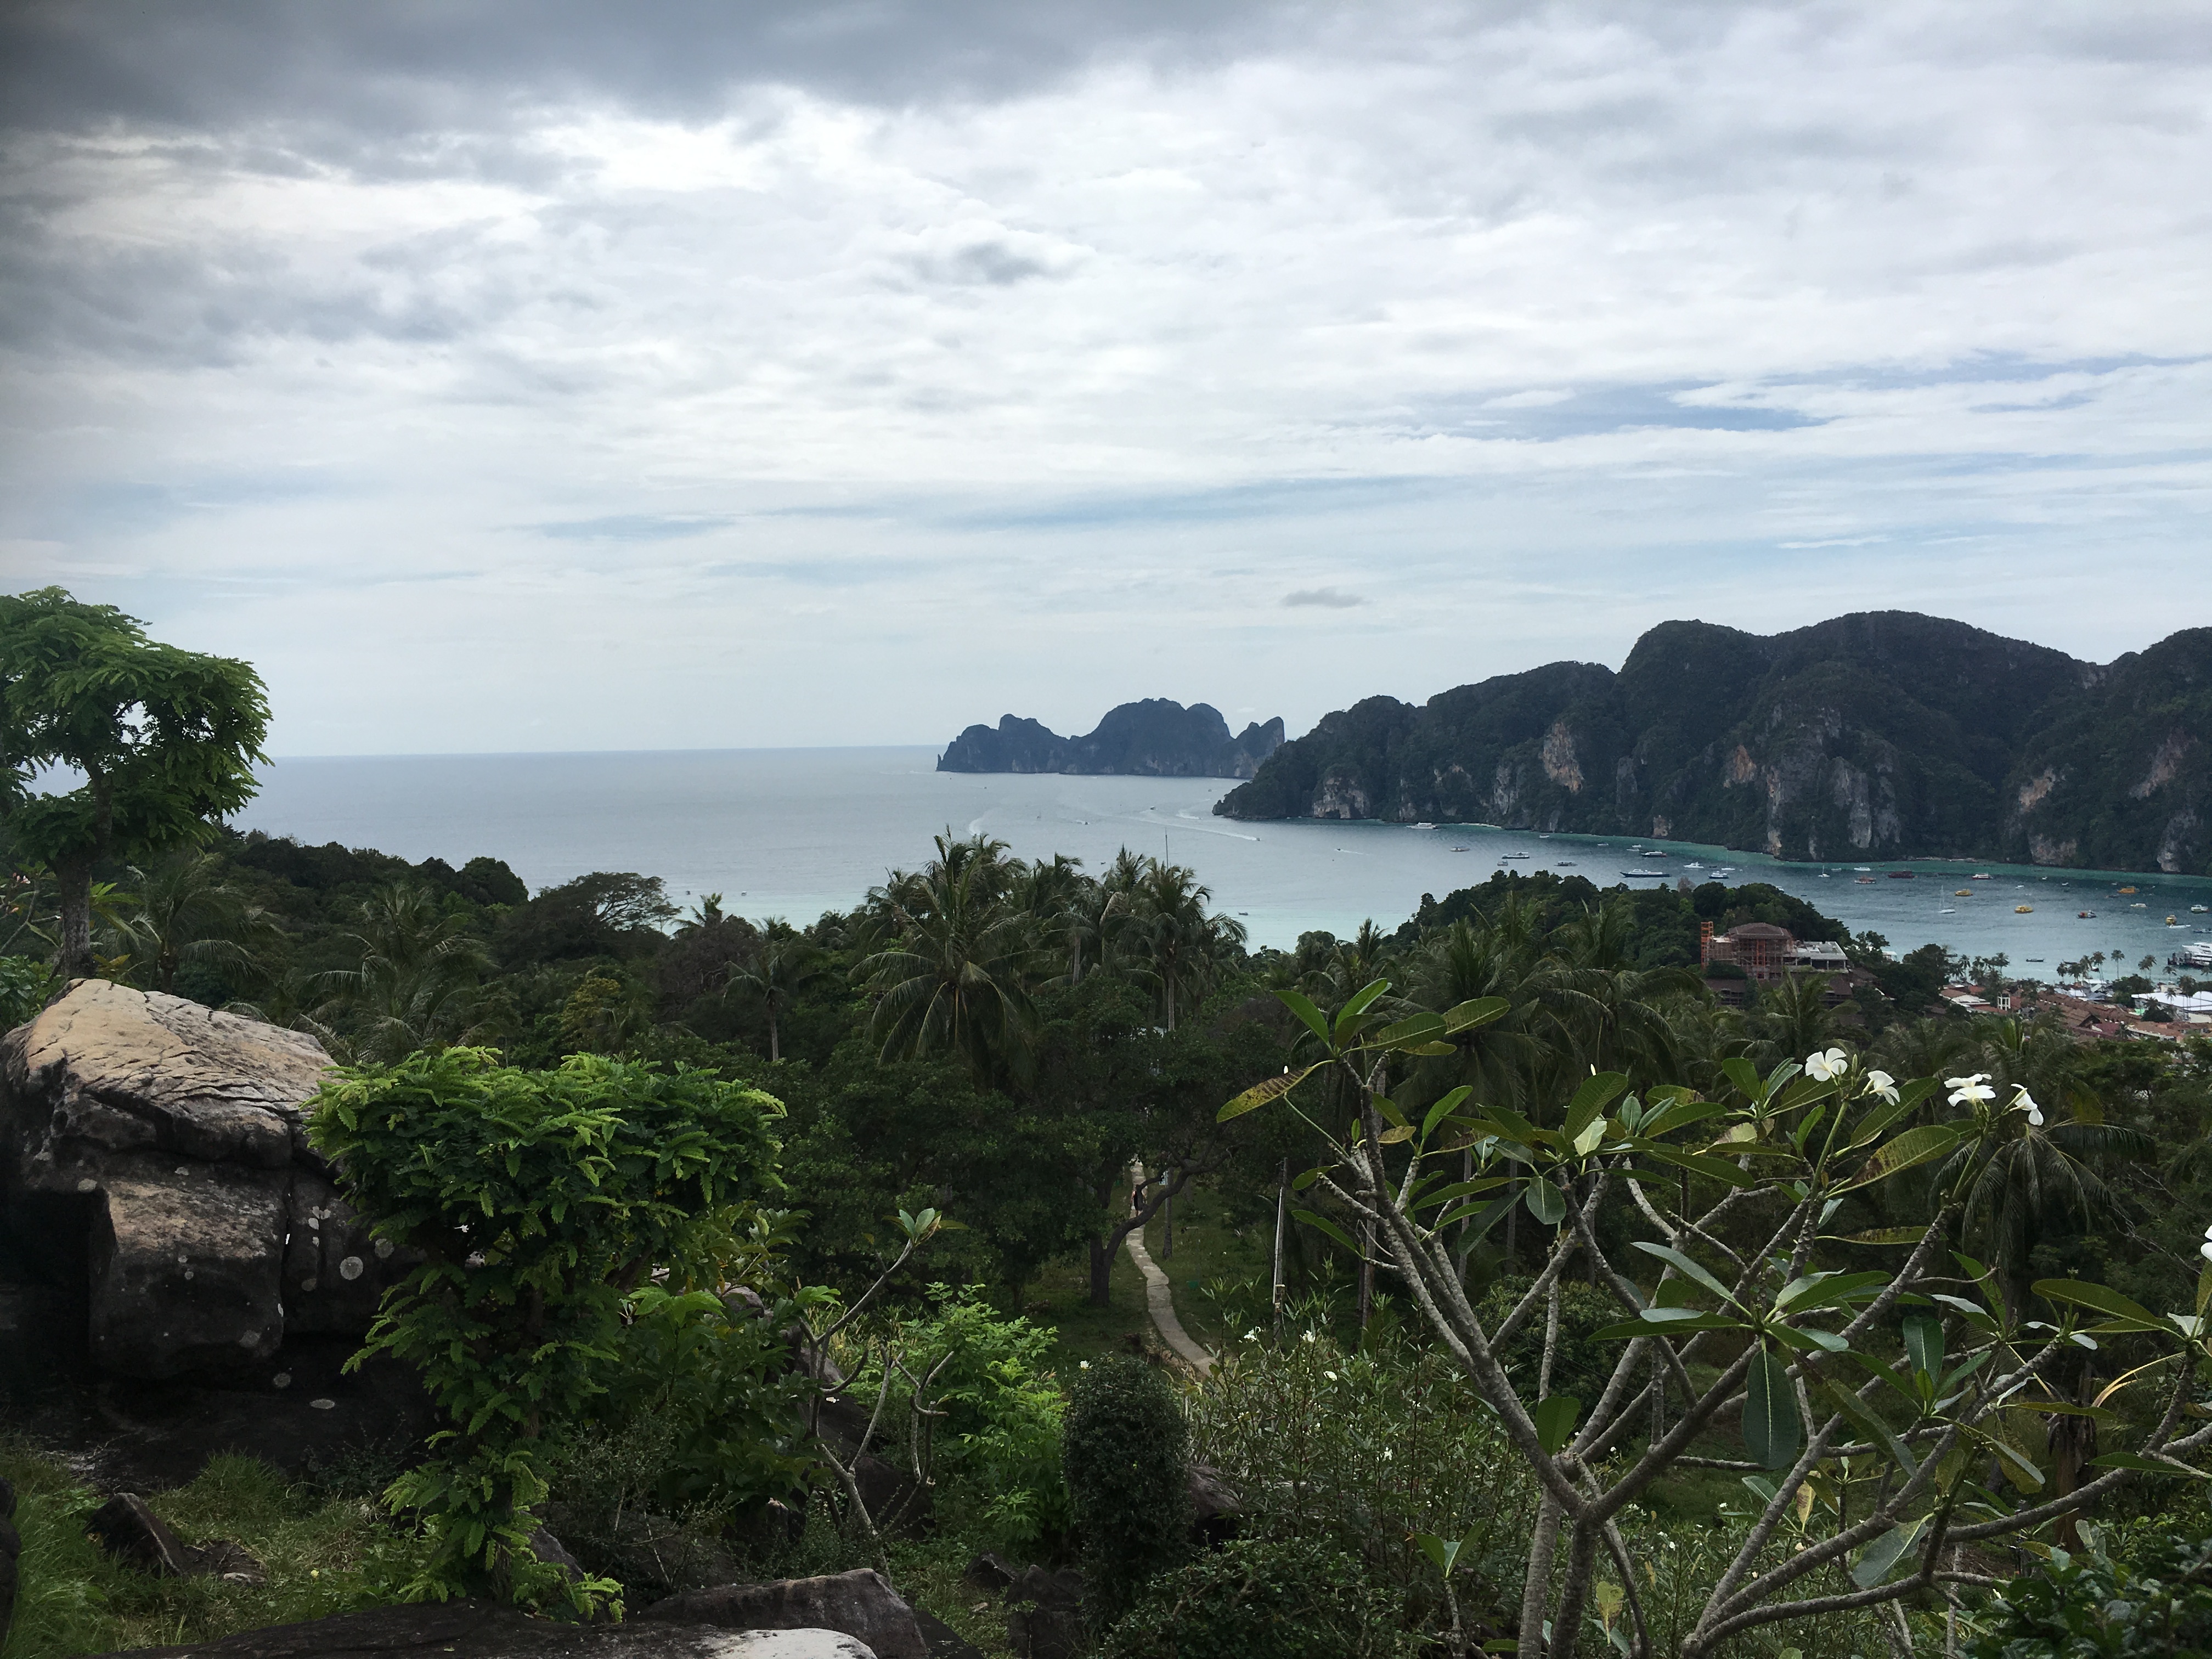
939;699;1285;778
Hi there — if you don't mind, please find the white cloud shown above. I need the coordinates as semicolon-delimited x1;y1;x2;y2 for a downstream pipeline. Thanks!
1;2;2208;753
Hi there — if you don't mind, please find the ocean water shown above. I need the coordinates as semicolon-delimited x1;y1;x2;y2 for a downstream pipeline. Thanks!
234;748;2212;967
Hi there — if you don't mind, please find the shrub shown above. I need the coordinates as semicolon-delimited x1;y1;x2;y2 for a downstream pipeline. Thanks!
1472;1279;1622;1425
1966;1526;2212;1657
309;1048;784;1617
1099;1536;1413;1659
847;1284;1071;1553
1063;1356;1189;1629
1188;1328;1537;1640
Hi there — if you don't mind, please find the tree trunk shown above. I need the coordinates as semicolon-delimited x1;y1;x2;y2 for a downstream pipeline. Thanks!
1163;1187;1173;1260
55;853;94;981
1357;1217;1374;1333
1271;1159;1288;1335
768;1014;781;1064
1088;1228;1114;1307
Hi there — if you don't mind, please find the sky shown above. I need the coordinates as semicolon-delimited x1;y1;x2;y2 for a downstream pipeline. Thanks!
2;1;2208;757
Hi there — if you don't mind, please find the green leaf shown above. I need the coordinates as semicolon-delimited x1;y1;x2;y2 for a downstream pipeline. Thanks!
1292;1208;1361;1257
1441;996;1509;1035
1561;1072;1632;1146
1334;979;1391;1041
1220;1064;1319;1122
1821;1380;1916;1477
1743;1346;1802;1470
1901;1313;1944;1383
1720;1056;1764;1103
2031;1279;2169;1334
1641;1096;1729;1138
1832;1226;1931;1246
1273;987;1334;1048
1638;1144;1758;1190
1533;1393;1582;1455
1991;1440;2044;1493
2088;1451;2210;1479
1630;1240;1737;1306
1593;1310;1743;1339
1836;1125;1960;1192
1412;1176;1510;1211
1376;1012;1448;1048
1420;1086;1476;1143
1524;1178;1567;1227
1850;1519;1925;1589
1768;1323;1849;1356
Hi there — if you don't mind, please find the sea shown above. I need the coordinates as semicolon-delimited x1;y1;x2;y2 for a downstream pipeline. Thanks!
233;748;2212;971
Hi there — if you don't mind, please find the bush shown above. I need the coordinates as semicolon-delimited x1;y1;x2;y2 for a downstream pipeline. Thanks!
1474;1278;1622;1411
1063;1356;1189;1629
1966;1526;2212;1656
847;1284;1071;1553
308;1048;785;1617
1099;1537;1413;1659
1189;1327;1537;1641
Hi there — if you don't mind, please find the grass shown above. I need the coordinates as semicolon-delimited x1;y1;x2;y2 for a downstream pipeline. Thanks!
0;1441;431;1659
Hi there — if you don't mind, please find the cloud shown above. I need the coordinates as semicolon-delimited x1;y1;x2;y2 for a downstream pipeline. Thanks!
2;3;2209;755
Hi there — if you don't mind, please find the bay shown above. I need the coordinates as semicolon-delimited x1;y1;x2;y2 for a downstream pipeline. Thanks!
235;747;2212;969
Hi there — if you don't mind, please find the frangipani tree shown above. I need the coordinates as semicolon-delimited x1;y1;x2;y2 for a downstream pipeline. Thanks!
1223;988;2212;1659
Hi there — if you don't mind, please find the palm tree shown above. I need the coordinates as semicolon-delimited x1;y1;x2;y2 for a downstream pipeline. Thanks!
854;838;1050;1077
1122;861;1247;1030
1013;854;1094;984
1533;900;1700;1082
724;929;821;1062
1739;970;1845;1071
119;850;283;997
319;883;495;1063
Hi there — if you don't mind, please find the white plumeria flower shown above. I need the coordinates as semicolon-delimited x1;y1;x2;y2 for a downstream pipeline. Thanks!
1946;1073;1996;1108
2013;1087;2044;1127
2201;1222;2212;1264
1323;1369;1338;1381
1302;1329;1317;1344
1805;1048;1850;1082
1243;1329;1261;1342
1861;1069;1899;1105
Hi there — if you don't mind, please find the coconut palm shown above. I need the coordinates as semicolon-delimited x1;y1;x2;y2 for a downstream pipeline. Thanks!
1121;861;1247;1030
854;841;1051;1077
1739;970;1846;1071
1013;854;1094;984
1533;900;1701;1083
318;883;495;1063
724;928;821;1062
118;850;283;997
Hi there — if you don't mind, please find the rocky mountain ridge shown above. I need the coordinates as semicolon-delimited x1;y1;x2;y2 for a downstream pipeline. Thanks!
1213;612;2212;877
939;698;1285;778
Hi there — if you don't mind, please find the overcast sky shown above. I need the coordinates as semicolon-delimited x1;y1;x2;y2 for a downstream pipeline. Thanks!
3;2;2208;756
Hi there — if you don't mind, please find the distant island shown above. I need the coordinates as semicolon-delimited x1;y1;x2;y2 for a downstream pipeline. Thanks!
939;698;1286;778
1215;611;2212;877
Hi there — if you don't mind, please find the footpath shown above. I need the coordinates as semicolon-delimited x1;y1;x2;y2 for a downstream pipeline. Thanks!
1123;1164;1216;1373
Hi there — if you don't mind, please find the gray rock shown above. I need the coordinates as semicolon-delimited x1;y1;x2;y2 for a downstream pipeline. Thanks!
0;981;403;1380
93;1599;873;1656
1187;1462;1240;1543
641;1570;924;1659
1002;1567;1085;1659
87;1492;197;1576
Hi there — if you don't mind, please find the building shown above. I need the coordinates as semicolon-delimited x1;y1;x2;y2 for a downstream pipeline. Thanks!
1701;920;1794;983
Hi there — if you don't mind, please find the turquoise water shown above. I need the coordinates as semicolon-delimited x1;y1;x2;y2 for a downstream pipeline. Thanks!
234;748;2212;966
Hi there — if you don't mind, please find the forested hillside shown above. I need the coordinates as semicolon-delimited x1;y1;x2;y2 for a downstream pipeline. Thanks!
1217;612;2212;877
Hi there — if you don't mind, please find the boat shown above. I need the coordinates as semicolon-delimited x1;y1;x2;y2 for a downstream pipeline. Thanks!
1684;862;1704;870
1888;870;1916;879
1501;853;1528;860
2016;905;2034;914
1622;869;1668;878
2194;905;2210;913
1853;866;1872;873
2132;902;2147;909
1939;907;1956;915
1857;877;1877;884
1556;860;1576;866
1954;889;1973;897
1818;871;1831;878
2119;886;2137;894
1412;822;1436;830
1451;845;1470;853
2168;916;2182;926
1972;873;1991;881
2079;910;2096;918
2027;958;2045;963
1644;851;1671;859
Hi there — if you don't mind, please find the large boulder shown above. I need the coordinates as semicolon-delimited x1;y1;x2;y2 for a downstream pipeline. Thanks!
97;1600;877;1656
641;1571;925;1659
0;980;394;1380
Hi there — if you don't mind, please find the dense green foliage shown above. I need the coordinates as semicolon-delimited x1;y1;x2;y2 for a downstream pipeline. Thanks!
1099;1536;1412;1659
0;588;270;976
1063;1356;1192;1630
307;1048;787;1616
1966;1527;2212;1657
1216;610;2211;876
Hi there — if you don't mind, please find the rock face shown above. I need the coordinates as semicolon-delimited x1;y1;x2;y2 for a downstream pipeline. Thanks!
1215;611;2212;876
641;1571;923;1659
938;701;1285;778
97;1601;877;1657
0;980;394;1380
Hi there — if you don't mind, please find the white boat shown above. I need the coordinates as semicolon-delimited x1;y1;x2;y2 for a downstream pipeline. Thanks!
1939;907;1956;914
1685;862;1704;870
2195;905;2210;914
1412;822;1436;830
1556;860;1576;866
1502;853;1528;860
1622;869;1668;878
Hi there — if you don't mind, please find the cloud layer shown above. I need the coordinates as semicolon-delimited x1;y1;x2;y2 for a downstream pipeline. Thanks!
2;2;2208;754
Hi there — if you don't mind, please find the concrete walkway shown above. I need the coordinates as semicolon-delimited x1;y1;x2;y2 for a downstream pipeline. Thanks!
1124;1167;1216;1373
